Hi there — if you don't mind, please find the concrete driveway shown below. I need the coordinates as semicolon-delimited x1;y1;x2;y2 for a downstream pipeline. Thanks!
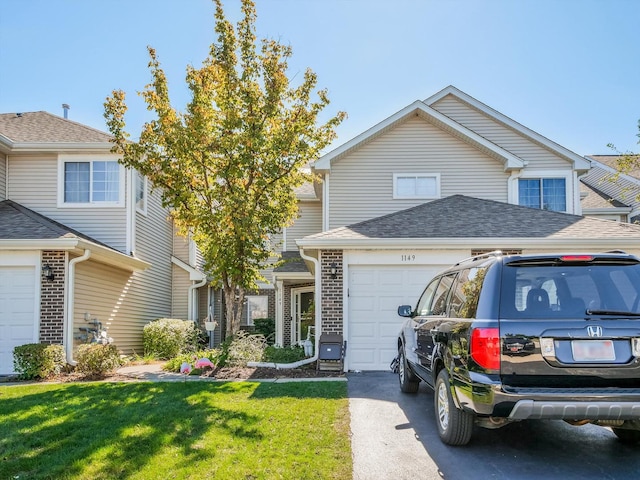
347;371;640;480
348;371;442;479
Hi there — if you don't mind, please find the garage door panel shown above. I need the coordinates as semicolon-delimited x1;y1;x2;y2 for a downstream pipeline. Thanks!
0;266;37;375
348;265;440;371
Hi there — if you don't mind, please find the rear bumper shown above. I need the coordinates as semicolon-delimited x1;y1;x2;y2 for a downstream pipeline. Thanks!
454;374;640;420
508;400;640;420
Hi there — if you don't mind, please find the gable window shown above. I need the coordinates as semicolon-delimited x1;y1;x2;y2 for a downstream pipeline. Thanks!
135;171;147;214
393;173;440;199
518;178;566;212
59;156;124;207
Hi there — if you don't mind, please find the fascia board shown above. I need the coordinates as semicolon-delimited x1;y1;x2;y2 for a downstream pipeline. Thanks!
426;86;591;171
582;207;632;214
171;255;206;280
0;238;79;250
314;100;524;172
10;142;114;153
272;271;314;281
0;238;150;271
296;237;640;250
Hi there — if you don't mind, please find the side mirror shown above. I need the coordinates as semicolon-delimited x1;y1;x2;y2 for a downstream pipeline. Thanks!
397;305;413;317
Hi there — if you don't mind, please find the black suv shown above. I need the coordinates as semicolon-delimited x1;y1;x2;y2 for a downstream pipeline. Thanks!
394;251;640;446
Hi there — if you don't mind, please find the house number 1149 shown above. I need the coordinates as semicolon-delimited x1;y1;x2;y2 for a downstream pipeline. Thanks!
401;254;416;261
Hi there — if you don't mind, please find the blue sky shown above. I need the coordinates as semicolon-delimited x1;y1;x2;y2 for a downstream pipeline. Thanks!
1;0;638;156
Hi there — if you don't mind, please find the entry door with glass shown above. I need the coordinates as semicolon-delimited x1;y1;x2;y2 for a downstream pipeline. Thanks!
292;288;314;346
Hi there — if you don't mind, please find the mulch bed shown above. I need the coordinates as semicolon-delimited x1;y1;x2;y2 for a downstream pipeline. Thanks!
5;364;344;384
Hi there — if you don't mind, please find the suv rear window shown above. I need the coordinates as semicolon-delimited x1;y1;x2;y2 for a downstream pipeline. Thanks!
500;262;640;318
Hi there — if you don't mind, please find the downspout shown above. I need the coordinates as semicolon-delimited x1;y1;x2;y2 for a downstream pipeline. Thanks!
65;249;91;365
248;247;321;369
188;277;208;321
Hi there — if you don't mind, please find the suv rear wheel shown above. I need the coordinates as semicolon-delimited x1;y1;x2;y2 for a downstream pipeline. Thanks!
398;347;419;393
434;369;474;446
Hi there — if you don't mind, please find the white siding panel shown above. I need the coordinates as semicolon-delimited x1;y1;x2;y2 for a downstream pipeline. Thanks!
0;153;6;200
285;201;322;251
432;97;572;171
8;155;128;251
172;264;190;319
74;261;143;354
173;224;190;263
133;187;173;320
329;116;508;229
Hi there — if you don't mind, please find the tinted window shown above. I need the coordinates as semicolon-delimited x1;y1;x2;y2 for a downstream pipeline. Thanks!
431;274;456;316
415;277;440;316
501;263;640;318
450;267;487;318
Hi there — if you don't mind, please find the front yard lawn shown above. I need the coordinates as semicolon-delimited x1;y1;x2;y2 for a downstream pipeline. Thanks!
0;380;351;479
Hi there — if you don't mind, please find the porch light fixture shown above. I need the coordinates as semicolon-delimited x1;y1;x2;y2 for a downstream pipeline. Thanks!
330;263;338;279
42;264;55;282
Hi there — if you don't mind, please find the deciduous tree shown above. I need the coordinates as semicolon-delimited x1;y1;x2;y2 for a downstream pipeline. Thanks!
104;0;345;335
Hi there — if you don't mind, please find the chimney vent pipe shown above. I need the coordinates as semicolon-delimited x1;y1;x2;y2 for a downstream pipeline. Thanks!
62;104;70;119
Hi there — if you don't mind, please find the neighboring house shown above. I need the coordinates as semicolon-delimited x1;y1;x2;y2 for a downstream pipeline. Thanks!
0;111;209;375
580;155;640;223
270;86;640;371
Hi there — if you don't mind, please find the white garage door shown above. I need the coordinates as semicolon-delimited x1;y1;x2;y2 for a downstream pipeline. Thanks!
348;265;440;371
0;266;37;375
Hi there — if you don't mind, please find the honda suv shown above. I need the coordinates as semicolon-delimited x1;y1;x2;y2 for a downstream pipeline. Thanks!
394;251;640;446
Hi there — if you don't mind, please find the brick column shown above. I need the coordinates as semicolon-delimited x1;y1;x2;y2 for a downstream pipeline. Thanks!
320;250;343;335
39;251;65;344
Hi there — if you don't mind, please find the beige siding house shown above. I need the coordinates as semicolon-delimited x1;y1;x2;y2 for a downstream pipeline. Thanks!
0;111;206;374
268;86;640;371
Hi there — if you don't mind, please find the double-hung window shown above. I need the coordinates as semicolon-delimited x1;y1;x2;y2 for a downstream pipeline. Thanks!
59;156;124;207
518;177;567;212
393;173;440;199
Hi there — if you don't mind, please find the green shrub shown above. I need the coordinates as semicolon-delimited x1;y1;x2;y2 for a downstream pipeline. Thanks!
75;344;122;375
226;331;267;367
253;318;275;344
263;345;306;364
143;318;200;359
163;349;221;373
13;343;66;379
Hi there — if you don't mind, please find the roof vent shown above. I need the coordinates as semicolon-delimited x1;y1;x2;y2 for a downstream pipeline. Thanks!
62;104;70;119
16;112;22;118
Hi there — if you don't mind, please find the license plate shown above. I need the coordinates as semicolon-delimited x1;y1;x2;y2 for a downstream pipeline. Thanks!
571;340;615;361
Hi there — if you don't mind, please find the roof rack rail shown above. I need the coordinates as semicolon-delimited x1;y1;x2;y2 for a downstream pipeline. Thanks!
455;250;503;266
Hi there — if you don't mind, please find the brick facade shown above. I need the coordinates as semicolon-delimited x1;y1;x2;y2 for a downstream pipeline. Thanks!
39;251;65;344
320;250;343;335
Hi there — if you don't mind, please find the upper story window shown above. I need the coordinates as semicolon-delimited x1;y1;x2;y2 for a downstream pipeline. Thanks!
58;155;124;207
393;173;440;199
135;171;147;214
518;177;566;212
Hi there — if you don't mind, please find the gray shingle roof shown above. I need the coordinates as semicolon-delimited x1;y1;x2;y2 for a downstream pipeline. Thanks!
0;200;109;247
304;195;640;241
580;181;628;209
0;111;112;143
273;251;310;273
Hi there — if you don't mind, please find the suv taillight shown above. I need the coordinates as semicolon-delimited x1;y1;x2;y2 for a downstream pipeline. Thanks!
471;328;500;370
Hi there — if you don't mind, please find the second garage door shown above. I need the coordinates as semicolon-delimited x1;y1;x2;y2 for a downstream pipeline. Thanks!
0;266;38;375
347;265;440;371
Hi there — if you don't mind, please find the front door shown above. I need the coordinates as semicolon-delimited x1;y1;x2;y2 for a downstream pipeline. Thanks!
292;287;314;346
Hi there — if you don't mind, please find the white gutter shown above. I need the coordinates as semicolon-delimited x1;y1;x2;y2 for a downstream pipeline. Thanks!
65;249;91;365
188;277;208;321
248;247;321;369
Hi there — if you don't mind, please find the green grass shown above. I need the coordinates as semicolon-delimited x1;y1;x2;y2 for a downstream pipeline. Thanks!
0;381;351;479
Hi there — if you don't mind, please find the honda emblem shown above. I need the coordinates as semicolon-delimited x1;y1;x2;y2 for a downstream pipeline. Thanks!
587;325;603;337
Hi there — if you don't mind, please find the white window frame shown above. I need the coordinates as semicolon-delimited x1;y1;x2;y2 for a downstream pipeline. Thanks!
245;295;269;327
135;171;147;215
393;173;441;199
57;154;125;208
514;170;572;214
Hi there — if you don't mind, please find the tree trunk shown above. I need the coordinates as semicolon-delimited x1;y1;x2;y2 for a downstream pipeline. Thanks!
223;282;246;337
